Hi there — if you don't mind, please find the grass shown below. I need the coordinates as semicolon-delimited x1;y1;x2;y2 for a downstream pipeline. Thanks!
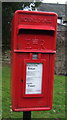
0;64;2;120
2;64;65;119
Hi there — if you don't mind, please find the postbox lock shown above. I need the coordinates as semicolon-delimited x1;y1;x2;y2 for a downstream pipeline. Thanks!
32;54;38;59
21;80;23;82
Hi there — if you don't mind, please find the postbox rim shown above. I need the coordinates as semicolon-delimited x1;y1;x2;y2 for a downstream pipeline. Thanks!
15;10;58;17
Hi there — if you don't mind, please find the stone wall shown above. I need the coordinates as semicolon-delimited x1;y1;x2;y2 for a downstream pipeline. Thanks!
55;31;65;75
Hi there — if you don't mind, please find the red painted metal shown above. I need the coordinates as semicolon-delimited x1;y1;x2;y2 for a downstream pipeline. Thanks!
11;10;58;111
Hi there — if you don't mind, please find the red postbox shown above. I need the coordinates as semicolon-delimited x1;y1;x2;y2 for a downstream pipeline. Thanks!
11;10;57;111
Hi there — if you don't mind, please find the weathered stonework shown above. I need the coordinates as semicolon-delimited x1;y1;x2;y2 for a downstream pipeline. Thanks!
55;31;65;75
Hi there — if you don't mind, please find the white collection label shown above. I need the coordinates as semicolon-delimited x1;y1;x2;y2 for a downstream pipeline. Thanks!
26;63;42;94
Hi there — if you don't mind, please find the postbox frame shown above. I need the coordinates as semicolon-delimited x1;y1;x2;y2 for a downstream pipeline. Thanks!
23;59;46;98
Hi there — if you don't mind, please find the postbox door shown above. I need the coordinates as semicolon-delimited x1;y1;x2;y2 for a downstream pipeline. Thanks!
16;53;51;108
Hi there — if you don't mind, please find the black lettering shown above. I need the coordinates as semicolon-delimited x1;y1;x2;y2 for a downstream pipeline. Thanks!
28;67;35;70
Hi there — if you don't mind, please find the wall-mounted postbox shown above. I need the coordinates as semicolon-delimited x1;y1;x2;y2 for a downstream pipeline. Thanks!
11;10;57;111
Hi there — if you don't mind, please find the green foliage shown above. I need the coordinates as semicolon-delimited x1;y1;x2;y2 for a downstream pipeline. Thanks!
2;65;65;118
